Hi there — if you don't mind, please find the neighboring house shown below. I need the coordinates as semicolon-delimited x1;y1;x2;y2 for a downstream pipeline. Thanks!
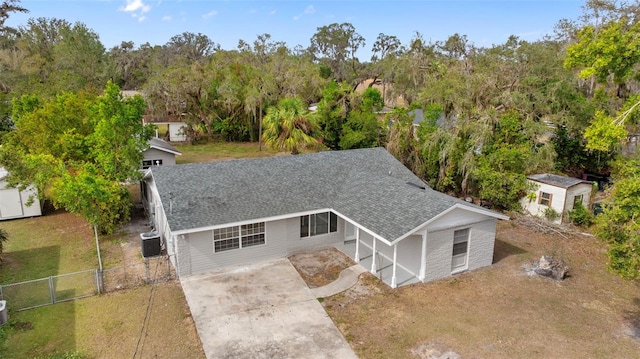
521;173;593;224
141;148;508;288
143;115;188;142
141;137;182;170
0;167;42;220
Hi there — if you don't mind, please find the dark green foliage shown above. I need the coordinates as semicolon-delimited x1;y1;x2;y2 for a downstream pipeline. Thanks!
568;201;594;226
594;158;640;279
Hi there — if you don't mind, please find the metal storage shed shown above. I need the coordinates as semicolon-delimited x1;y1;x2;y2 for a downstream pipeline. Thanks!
0;167;42;220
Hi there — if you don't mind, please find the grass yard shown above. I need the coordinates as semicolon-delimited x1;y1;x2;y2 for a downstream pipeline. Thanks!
320;220;640;358
0;141;290;358
0;208;115;284
175;141;283;164
0;209;204;358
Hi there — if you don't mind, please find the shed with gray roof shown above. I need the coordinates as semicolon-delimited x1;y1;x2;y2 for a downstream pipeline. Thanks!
522;173;593;224
142;148;508;288
141;137;182;169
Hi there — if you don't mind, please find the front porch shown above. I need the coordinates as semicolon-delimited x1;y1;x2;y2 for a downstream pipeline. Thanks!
336;240;421;288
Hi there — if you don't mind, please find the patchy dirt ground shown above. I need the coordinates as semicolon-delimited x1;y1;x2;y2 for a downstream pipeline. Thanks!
292;218;640;359
289;247;356;287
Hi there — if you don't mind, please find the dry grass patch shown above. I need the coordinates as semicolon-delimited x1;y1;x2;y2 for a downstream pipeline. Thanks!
289;247;355;288
322;220;640;359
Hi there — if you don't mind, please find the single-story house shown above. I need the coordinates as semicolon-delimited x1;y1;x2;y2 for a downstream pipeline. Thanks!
521;173;593;224
141;137;182;169
0;167;42;220
141;148;508;288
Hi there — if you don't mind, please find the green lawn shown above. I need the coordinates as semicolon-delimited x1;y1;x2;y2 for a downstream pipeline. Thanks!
175;141;283;164
0;141;287;358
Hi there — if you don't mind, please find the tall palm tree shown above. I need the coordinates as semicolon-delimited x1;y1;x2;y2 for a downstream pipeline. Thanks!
262;97;317;154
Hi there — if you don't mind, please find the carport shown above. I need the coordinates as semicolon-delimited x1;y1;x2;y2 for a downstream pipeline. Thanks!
180;258;357;359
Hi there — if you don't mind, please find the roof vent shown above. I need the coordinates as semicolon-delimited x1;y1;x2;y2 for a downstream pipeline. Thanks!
406;182;426;190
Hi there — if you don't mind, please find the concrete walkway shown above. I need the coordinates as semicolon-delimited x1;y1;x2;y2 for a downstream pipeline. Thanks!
310;264;368;298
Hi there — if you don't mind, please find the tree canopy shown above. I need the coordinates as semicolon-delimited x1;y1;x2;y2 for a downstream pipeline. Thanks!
0;82;153;233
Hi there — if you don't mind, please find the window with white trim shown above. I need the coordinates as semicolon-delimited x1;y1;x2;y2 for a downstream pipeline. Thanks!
213;222;265;253
452;229;469;256
451;228;469;271
241;222;265;248
300;212;338;238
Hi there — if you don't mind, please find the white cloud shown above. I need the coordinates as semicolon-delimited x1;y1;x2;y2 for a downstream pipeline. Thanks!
203;10;218;20
120;0;151;22
269;9;277;15
293;4;315;21
121;0;151;13
162;15;172;21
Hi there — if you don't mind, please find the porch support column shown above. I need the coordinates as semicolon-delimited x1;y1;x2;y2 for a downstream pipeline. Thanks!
354;227;360;263
370;236;377;274
391;243;398;288
418;231;427;281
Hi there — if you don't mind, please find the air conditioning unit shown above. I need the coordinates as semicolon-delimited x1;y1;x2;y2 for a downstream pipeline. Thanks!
140;231;161;258
0;300;7;326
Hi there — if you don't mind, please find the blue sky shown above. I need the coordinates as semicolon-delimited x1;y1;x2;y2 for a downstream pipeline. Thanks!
7;0;585;59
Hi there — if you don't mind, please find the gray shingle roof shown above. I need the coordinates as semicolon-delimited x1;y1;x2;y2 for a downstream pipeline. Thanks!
150;148;500;241
527;173;591;189
148;137;181;155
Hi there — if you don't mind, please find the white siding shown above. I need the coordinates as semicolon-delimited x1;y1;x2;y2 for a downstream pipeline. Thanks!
0;181;41;220
286;216;344;255
182;219;290;275
142;148;176;167
521;181;567;224
564;183;593;214
466;220;498;270
168;123;187;142
421;228;455;282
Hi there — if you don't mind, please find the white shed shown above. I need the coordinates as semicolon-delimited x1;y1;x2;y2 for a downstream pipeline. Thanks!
0;167;42;220
521;173;593;224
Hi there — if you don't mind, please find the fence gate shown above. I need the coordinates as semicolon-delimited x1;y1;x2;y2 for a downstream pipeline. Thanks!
0;269;99;311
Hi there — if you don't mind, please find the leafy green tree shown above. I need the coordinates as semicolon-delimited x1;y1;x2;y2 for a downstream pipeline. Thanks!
0;82;152;233
386;108;422;175
565;18;640;95
471;111;552;210
314;81;352;150
309;22;365;82
594;157;640;279
339;88;385;149
262;97;317;154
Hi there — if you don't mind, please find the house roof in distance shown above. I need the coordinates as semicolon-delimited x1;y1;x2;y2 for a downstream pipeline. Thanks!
148;137;182;156
149;148;505;242
527;173;592;189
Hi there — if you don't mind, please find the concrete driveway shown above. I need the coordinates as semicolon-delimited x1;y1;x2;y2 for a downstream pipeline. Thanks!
180;258;358;359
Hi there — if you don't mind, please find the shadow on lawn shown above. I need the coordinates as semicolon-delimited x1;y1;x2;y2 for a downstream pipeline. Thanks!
624;297;640;342
493;238;526;263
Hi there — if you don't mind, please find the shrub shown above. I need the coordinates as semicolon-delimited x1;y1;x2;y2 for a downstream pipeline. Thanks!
569;201;594;226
